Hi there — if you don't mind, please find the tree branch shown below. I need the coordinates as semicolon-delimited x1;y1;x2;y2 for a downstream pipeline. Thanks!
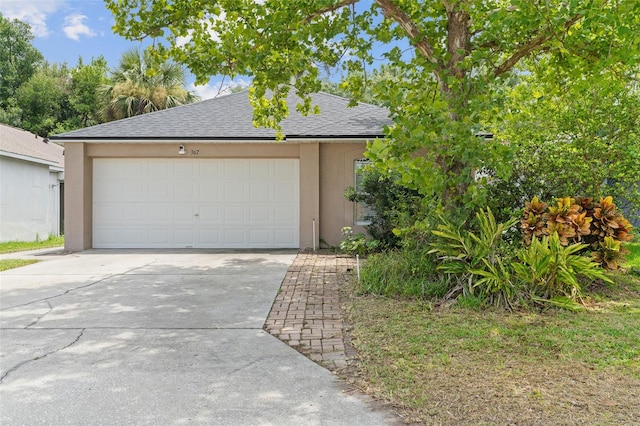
303;0;361;23
375;0;440;66
493;13;583;76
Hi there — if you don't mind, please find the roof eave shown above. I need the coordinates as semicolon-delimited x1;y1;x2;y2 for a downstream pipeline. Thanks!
50;135;386;144
0;150;64;168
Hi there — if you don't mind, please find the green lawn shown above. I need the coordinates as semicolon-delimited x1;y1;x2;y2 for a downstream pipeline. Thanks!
0;259;39;271
0;236;64;254
344;247;640;424
625;242;640;269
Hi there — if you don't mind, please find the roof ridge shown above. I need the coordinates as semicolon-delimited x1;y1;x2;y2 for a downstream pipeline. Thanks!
314;91;387;110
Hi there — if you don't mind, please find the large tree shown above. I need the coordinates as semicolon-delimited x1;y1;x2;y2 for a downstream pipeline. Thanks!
0;14;43;110
99;48;198;121
106;0;640;221
486;69;640;223
69;56;110;128
15;63;71;137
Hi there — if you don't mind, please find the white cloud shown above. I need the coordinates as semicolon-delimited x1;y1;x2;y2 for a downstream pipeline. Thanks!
190;79;251;100
174;11;225;47
0;0;65;37
62;13;95;41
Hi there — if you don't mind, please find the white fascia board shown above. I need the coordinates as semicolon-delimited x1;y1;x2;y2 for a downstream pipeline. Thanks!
0;150;63;168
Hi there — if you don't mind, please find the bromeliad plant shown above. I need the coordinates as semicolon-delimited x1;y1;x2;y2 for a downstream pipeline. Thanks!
512;232;611;306
520;196;634;269
429;208;519;308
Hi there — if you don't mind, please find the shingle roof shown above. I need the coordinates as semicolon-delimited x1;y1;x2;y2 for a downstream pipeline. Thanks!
50;91;391;141
0;124;64;167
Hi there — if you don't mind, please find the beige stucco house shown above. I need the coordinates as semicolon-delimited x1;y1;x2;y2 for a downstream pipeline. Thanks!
50;91;390;251
0;124;64;242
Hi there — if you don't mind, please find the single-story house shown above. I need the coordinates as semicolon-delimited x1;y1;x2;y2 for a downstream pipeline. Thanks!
50;91;391;251
0;124;65;242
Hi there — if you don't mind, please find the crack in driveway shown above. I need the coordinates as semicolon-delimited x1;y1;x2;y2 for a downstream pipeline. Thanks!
0;328;86;384
25;300;53;328
0;258;159;312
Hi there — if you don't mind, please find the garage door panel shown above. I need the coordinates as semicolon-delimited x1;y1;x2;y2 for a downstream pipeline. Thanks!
173;161;196;177
249;206;271;222
274;206;296;222
249;182;272;201
199;162;220;177
121;161;145;178
148;160;170;177
173;229;195;245
121;182;144;202
275;182;297;201
198;183;220;202
198;206;221;221
197;229;221;245
122;229;145;244
148;229;170;244
148;181;171;201
149;205;170;222
274;161;296;177
223;160;246;178
93;227;121;246
122;204;145;222
249;229;270;245
223;182;246;202
223;229;245;245
174;205;196;221
94;204;123;223
93;158;299;248
275;229;297;245
223;206;245;222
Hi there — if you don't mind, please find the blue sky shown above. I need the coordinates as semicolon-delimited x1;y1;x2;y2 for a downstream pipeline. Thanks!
0;0;249;99
1;1;406;99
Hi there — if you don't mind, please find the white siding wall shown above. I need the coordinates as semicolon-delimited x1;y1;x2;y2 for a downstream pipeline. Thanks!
0;156;62;242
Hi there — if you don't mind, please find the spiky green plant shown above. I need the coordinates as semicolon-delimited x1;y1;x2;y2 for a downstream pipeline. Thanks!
513;232;611;302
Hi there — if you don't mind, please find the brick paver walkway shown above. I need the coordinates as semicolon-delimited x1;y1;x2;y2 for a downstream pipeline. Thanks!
264;250;356;371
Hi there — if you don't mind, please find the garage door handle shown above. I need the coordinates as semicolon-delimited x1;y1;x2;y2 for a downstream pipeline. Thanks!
194;214;200;217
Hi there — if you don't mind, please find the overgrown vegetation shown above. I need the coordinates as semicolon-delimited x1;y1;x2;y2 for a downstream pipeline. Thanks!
521;196;634;269
344;167;422;249
0;236;64;254
348;194;634;311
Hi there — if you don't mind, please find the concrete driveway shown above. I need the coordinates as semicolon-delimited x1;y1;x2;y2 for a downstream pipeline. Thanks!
0;250;393;425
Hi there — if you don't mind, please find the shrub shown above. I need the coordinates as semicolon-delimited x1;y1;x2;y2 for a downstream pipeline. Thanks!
344;167;422;249
339;226;379;256
512;232;611;304
428;208;519;308
521;196;634;269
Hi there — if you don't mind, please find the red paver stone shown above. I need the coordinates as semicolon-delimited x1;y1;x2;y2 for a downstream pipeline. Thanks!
264;250;356;371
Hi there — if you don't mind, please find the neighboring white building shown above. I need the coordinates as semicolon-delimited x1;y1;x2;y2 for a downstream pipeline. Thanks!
0;124;64;242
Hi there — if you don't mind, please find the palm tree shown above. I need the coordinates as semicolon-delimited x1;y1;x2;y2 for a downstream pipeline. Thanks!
99;48;198;121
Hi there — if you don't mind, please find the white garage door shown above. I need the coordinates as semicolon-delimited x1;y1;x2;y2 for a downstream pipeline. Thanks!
93;158;299;248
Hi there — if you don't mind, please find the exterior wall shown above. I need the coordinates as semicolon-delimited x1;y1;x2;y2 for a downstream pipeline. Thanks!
65;142;328;251
64;141;368;251
0;156;62;242
319;143;369;247
64;143;92;251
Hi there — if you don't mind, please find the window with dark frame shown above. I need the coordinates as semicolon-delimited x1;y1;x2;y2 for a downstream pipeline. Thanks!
354;159;375;226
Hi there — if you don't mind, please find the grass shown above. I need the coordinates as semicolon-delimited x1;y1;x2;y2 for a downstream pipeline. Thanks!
0;236;64;254
343;247;640;425
624;242;640;270
0;259;39;271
